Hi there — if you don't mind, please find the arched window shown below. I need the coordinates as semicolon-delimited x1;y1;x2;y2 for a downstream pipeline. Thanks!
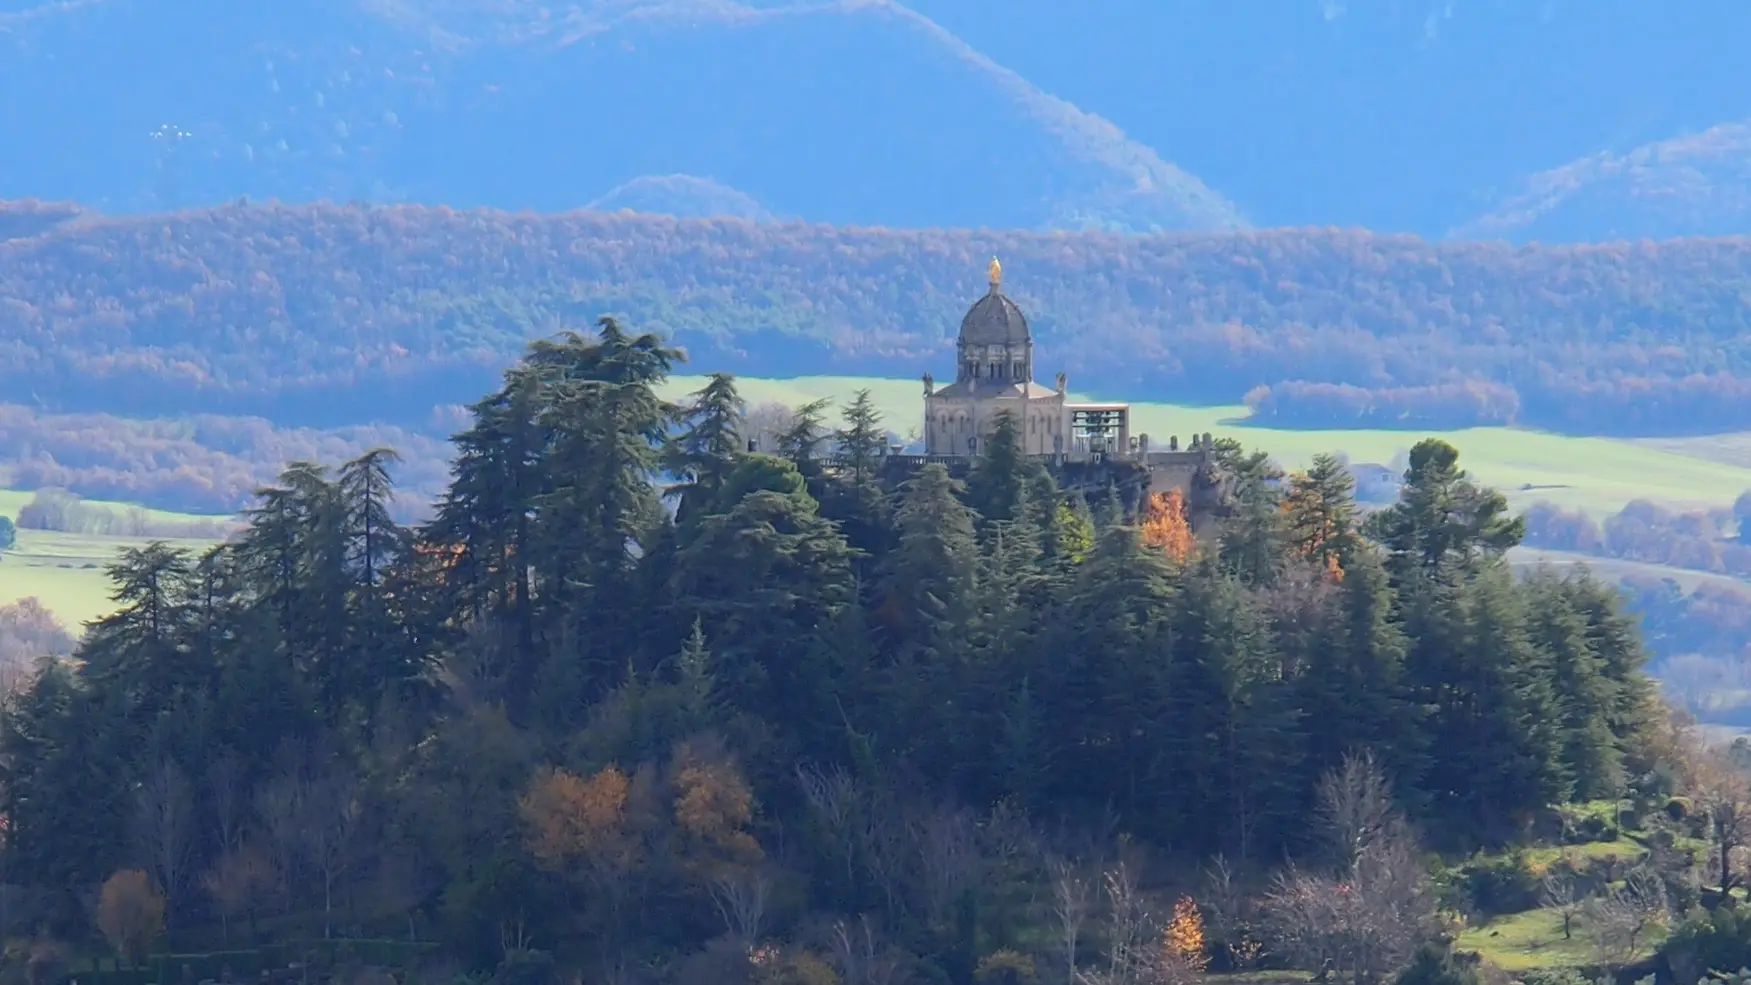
1013;361;1024;380
989;363;999;379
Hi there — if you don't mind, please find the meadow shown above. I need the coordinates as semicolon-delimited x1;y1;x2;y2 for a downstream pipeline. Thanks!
0;489;225;630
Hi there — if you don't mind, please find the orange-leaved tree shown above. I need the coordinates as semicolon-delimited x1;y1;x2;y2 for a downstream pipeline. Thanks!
1140;490;1195;563
1163;896;1210;975
1281;454;1356;582
521;765;641;873
671;742;763;882
520;764;653;945
96;869;165;965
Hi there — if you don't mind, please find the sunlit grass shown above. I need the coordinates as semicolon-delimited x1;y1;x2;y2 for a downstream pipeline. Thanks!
0;493;227;631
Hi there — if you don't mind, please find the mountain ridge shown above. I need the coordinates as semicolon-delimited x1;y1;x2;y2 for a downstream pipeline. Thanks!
0;0;1246;233
6;200;1751;435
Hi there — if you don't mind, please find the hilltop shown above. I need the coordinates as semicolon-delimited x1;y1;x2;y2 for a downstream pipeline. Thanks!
1451;121;1751;242
6;201;1751;434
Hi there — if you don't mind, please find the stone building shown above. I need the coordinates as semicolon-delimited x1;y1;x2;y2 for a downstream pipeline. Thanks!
913;258;1230;531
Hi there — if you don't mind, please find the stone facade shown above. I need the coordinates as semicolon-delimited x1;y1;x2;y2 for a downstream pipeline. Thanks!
922;257;1069;457
914;259;1229;525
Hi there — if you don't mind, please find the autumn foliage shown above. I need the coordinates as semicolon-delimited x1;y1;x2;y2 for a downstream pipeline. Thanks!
520;765;640;877
1141;490;1195;563
96;869;165;965
6;202;1751;434
1163;897;1210;974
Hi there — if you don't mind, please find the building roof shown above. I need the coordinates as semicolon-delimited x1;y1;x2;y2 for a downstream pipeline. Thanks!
930;380;1060;400
959;282;1031;347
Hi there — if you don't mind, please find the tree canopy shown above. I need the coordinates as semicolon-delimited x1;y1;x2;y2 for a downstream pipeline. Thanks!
0;321;1673;982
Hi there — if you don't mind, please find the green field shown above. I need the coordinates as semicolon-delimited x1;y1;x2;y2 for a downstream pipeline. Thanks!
0;490;227;631
685;376;1751;518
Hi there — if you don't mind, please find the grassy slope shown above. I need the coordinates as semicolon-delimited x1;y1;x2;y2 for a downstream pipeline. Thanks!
0;490;226;630
704;376;1751;517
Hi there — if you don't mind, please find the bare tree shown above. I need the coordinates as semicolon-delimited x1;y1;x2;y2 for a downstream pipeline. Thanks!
1204;855;1261;970
1692;746;1751;895
207;748;248;858
798;764;862;889
1316;750;1396;873
1583;870;1669;967
298;767;362;939
1049;856;1096;985
1541;866;1585;941
1260;753;1431;985
202;841;277;945
134;759;195;923
256;775;304;913
709;866;772;945
829;916;907;985
917;804;980;929
741;402;798;456
1076;862;1159;985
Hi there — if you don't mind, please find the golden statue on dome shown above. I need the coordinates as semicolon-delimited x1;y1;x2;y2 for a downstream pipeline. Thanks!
988;255;1002;289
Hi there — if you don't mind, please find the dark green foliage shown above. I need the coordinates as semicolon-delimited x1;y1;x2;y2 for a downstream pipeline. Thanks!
1660;908;1751;985
0;320;1667;978
1454;849;1544;916
1393;944;1484;985
0;515;14;550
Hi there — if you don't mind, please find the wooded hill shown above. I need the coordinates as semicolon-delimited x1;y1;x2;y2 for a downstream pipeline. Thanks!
6;201;1751;434
0;318;1684;985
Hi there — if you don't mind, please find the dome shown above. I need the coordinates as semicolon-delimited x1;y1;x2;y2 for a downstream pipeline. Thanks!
959;288;1031;346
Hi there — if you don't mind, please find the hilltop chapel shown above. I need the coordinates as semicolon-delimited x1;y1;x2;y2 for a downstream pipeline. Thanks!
923;256;1137;461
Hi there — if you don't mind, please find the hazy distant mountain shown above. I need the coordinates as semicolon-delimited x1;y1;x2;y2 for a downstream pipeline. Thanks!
1451;121;1751;243
586;175;777;223
0;0;1244;234
5;0;1751;238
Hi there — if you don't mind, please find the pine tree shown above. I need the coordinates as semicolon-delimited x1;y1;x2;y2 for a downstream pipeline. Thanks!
882;464;980;650
668;373;746;524
1369;439;1523;581
967;411;1044;523
1283;453;1357;578
833;388;888;488
1216;448;1285;586
777;398;832;480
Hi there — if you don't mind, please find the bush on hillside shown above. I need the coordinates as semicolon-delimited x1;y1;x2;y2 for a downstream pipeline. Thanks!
1659;906;1751;985
1393;944;1485;985
1454;850;1544;917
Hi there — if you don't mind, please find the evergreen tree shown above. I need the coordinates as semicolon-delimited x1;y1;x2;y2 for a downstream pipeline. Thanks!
667;373;746;524
833;388;888;488
881;463;979;652
967;411;1044;524
1370;438;1524;580
777;397;832;480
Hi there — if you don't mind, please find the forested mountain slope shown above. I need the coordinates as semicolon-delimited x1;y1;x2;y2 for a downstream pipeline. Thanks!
6;202;1751;434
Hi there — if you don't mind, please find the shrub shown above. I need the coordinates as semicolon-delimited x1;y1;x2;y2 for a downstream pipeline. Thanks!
493;949;556;985
1658;907;1751;985
1393;944;1483;985
96;870;165;966
1456;850;1543;916
1668;797;1694;822
1519;970;1603;985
